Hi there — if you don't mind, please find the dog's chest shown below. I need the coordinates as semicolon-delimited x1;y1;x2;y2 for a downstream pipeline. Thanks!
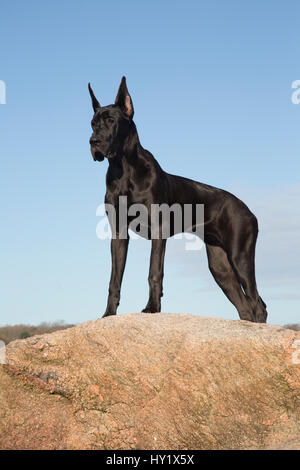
105;176;149;207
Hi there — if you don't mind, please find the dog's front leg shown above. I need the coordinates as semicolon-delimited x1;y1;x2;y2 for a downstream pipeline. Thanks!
142;238;167;314
103;237;129;318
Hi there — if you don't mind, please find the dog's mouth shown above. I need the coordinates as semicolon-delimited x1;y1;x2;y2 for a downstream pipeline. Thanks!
91;143;115;162
90;145;105;162
93;150;105;162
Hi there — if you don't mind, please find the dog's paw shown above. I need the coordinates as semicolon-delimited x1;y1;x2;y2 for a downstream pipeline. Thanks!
141;307;159;314
101;311;116;318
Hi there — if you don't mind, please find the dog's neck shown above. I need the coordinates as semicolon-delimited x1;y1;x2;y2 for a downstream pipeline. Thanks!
121;120;141;162
107;120;151;175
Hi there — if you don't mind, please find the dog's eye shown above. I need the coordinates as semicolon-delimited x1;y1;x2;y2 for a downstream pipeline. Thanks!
105;117;115;126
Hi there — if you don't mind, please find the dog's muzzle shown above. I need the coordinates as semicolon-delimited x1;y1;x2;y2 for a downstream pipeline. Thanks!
91;148;105;162
90;141;105;161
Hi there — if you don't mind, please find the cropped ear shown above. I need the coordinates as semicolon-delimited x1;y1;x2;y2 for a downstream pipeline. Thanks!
115;76;134;118
88;83;101;112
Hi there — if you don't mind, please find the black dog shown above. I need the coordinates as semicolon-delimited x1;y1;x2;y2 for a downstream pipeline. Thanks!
89;77;267;323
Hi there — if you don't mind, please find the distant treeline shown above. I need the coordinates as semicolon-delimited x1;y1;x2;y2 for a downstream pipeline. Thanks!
0;321;75;344
283;323;300;331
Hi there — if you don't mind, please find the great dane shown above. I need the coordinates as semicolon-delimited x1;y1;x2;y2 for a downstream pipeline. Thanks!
88;77;267;323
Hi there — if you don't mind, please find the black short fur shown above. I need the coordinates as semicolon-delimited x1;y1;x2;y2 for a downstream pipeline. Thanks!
89;77;267;323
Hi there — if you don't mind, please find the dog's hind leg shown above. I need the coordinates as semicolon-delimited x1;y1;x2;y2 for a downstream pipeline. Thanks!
142;238;167;313
206;244;255;321
226;222;268;323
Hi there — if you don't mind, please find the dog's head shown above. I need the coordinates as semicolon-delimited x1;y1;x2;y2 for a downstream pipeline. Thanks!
88;77;134;162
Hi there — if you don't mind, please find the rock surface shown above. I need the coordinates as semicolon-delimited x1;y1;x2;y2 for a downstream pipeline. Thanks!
0;313;299;450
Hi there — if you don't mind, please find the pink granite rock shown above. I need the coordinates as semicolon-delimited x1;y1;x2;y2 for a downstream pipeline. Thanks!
0;313;299;449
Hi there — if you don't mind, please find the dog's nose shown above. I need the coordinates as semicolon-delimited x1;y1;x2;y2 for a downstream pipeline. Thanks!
90;136;100;146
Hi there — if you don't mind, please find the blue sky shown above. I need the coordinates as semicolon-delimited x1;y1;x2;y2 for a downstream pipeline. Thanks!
0;0;299;326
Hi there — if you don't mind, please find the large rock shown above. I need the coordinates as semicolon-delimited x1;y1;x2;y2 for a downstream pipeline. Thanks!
0;313;299;450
